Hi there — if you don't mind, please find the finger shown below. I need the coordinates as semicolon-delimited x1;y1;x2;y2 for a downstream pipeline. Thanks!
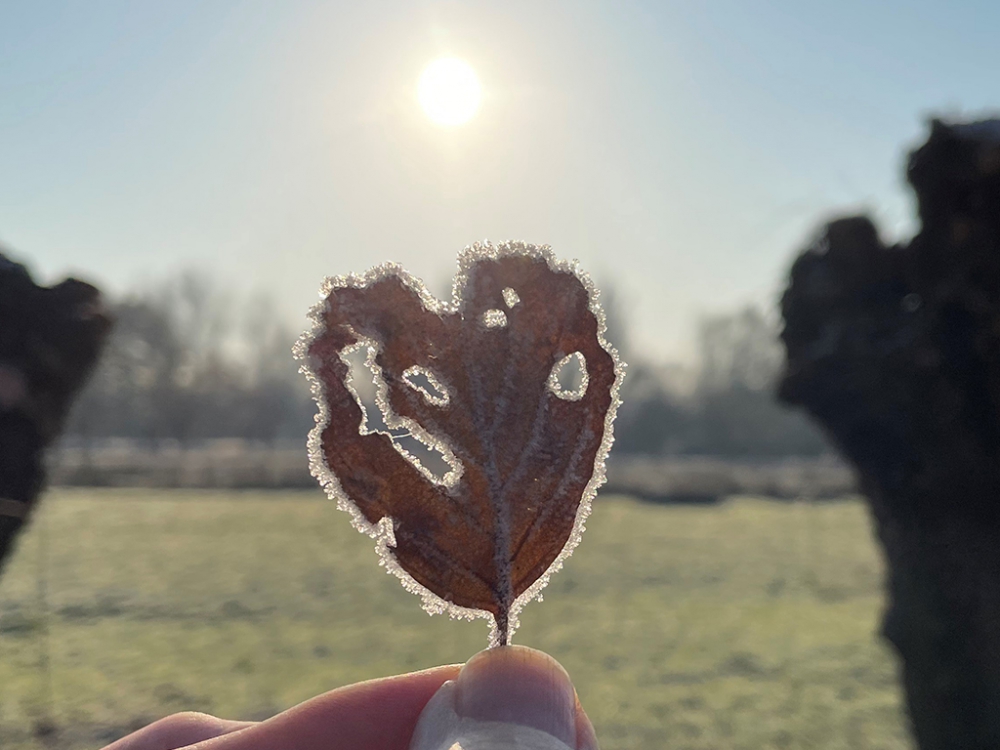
410;646;599;750
101;712;254;750
187;664;460;750
574;699;599;750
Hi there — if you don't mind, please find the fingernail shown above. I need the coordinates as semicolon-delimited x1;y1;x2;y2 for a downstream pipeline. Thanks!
454;646;577;748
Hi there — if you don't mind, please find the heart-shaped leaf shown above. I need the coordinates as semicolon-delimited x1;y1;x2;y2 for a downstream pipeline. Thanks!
296;242;623;645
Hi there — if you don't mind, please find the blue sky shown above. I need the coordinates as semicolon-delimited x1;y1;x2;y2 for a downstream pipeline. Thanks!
2;1;998;360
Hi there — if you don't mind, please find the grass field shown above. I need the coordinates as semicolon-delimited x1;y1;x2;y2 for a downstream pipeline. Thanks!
0;490;910;749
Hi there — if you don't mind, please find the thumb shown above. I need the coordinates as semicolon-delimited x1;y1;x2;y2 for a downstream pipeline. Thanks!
409;646;598;750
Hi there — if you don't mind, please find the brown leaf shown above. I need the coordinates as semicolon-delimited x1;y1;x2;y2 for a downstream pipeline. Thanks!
297;242;623;644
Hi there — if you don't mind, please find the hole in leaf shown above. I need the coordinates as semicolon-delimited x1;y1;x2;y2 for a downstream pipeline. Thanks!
548;351;589;401
502;287;520;307
403;366;450;407
391;431;456;484
340;344;389;433
482;309;507;328
341;341;459;484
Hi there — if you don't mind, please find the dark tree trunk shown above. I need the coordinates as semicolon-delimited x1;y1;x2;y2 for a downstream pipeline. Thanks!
779;119;1000;749
0;253;110;570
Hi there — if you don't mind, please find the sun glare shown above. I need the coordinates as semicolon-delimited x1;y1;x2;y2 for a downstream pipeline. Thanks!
418;57;482;127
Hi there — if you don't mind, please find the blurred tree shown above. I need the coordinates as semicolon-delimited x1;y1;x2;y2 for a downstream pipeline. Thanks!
780;119;1000;749
690;306;829;457
68;299;178;441
698;307;782;393
0;250;110;568
614;363;691;455
65;272;314;446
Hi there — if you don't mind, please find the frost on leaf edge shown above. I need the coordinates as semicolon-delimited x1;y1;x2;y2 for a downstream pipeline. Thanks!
293;240;626;646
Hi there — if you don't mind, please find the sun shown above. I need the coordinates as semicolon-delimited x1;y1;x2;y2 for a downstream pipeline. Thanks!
418;57;482;127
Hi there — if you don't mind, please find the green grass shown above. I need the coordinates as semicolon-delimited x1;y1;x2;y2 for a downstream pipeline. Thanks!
0;490;911;749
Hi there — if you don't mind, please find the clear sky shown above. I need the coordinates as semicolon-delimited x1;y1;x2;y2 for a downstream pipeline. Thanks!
2;1;998;361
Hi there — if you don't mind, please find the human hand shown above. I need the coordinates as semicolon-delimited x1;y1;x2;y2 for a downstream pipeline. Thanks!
101;645;597;750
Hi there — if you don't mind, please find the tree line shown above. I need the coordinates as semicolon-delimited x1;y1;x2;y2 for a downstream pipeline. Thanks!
65;272;313;445
64;272;829;457
614;306;828;457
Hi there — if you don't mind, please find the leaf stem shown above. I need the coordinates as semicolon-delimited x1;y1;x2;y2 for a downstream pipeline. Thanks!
495;609;510;647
